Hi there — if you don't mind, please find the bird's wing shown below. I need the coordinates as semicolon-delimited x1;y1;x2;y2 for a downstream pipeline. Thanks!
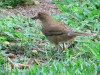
42;24;91;36
42;25;73;36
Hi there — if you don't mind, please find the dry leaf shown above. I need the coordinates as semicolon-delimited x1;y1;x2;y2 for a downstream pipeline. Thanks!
6;53;16;58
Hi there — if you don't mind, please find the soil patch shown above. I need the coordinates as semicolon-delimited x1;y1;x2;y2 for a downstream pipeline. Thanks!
0;0;60;18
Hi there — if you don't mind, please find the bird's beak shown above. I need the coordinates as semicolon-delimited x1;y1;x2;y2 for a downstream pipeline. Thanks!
31;15;39;19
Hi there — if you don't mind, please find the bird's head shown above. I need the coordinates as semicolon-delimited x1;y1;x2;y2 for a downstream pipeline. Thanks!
32;12;52;21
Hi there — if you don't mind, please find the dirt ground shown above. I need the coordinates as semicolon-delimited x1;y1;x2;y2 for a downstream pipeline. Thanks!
0;0;62;68
0;0;61;18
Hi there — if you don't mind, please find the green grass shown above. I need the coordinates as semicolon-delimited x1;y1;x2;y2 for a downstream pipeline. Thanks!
0;0;22;8
0;0;38;8
0;0;100;75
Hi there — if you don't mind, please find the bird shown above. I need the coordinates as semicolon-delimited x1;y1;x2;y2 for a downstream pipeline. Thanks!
32;11;92;55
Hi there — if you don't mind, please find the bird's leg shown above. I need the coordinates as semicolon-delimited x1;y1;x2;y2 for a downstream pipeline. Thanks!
52;43;67;55
52;44;62;56
60;43;67;54
63;43;67;50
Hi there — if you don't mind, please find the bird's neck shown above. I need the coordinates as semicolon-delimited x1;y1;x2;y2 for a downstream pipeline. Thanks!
41;17;56;27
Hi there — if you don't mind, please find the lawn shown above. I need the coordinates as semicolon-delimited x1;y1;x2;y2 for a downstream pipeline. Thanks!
0;0;100;75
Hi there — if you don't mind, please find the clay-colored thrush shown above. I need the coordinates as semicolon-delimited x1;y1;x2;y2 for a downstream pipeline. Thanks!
32;12;92;54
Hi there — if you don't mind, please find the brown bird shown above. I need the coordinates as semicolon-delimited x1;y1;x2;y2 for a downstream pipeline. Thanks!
32;12;92;55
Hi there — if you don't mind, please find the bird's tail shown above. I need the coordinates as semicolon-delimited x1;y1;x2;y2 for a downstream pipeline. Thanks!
69;32;92;36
